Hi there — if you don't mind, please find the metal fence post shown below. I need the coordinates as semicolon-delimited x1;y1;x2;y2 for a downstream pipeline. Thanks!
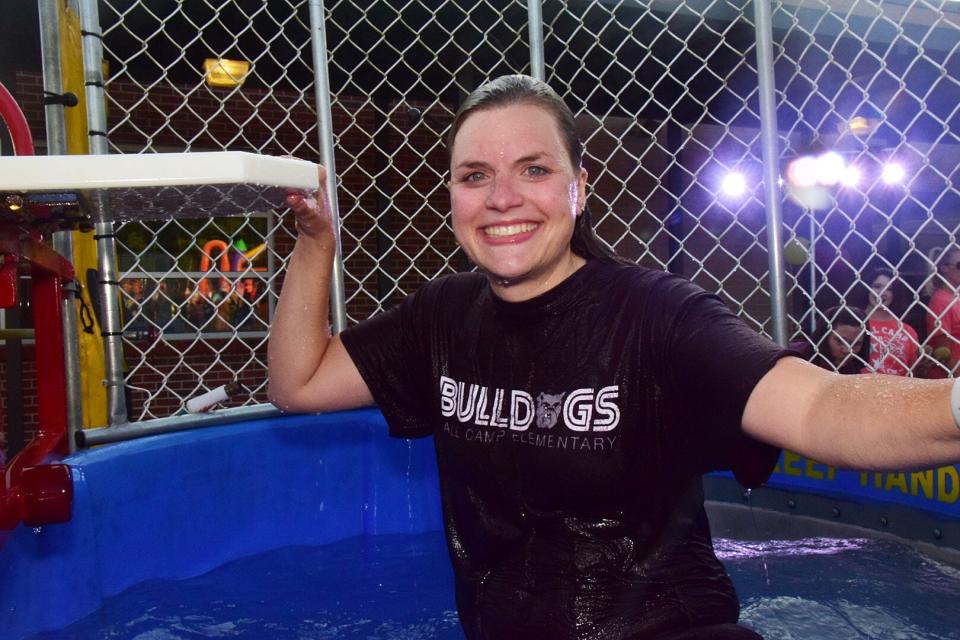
528;0;545;81
752;0;789;346
307;0;347;333
38;0;84;450
77;0;128;424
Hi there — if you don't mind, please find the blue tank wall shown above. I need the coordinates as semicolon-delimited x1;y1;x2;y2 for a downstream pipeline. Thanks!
0;409;442;639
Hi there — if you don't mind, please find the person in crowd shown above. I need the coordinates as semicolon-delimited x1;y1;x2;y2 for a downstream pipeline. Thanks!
143;281;175;335
182;285;212;330
794;305;871;374
926;245;960;377
865;268;920;376
120;277;148;333
268;74;960;640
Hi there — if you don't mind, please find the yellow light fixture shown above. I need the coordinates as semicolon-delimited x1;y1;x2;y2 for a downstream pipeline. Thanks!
203;58;251;88
5;195;23;212
848;116;873;136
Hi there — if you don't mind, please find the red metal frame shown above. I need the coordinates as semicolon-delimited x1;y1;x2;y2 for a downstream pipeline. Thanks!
0;81;35;156
0;230;75;531
0;81;73;533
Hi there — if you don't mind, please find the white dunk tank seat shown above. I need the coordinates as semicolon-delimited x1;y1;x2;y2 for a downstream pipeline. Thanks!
0;152;318;224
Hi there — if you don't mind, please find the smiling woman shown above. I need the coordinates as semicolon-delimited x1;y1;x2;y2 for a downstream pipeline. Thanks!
268;74;960;640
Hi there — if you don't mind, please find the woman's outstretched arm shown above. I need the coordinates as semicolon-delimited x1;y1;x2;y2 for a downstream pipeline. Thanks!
743;356;960;470
267;166;373;413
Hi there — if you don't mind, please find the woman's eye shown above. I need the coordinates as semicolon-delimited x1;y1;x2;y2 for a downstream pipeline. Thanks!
462;172;485;183
526;165;548;176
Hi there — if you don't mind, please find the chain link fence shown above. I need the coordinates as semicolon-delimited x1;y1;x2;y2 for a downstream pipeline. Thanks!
84;0;958;421
772;0;960;377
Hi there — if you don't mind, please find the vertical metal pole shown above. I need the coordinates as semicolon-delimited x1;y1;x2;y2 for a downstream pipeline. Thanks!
39;0;83;450
77;0;128;424
752;0;788;346
527;0;545;81
38;1;67;155
307;0;347;333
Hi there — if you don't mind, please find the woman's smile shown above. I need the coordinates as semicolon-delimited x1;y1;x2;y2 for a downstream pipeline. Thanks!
481;221;539;240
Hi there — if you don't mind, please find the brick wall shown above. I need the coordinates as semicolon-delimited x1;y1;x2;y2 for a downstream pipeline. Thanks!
0;344;39;461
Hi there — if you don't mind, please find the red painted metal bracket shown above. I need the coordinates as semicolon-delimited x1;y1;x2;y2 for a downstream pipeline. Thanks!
0;228;75;531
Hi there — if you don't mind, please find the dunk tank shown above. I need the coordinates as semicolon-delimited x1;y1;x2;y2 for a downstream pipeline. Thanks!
2;8;960;640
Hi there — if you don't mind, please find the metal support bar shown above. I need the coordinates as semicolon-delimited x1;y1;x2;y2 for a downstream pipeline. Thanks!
527;0;545;81
0;329;35;340
77;0;128;424
31;259;70;457
77;403;283;447
307;0;347;333
752;0;789;346
0;235;75;277
39;0;83;452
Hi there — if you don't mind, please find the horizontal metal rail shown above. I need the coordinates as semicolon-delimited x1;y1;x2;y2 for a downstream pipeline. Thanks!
77;403;284;448
0;329;35;340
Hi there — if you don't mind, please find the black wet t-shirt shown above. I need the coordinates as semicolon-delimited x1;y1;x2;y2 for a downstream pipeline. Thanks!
340;260;789;640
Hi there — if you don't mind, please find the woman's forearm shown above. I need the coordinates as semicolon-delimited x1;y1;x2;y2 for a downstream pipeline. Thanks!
800;373;960;470
745;357;960;472
267;178;340;411
267;232;336;410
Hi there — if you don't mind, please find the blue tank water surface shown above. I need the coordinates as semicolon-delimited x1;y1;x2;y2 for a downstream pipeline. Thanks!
26;532;960;640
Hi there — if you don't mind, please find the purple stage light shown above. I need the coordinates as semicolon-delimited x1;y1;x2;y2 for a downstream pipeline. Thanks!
882;162;905;184
721;172;747;197
815;152;845;186
787;155;818;188
840;165;861;188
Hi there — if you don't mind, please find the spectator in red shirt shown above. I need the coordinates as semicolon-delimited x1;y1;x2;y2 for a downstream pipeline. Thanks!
926;246;960;377
866;268;920;376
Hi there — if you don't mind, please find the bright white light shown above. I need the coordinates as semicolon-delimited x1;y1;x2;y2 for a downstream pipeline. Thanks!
787;155;818;188
840;165;861;188
882;162;905;184
815;152;846;186
722;172;747;197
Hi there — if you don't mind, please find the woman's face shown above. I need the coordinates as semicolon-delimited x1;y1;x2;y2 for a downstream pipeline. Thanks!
870;274;893;308
827;323;864;366
940;250;960;289
448;103;587;301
